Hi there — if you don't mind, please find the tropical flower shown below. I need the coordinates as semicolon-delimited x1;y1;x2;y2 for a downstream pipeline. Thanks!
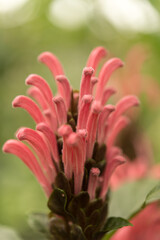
3;47;139;240
111;202;160;240
109;45;160;189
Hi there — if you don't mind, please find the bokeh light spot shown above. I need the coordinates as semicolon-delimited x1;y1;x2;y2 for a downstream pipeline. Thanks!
0;0;28;13
98;0;160;33
48;0;92;30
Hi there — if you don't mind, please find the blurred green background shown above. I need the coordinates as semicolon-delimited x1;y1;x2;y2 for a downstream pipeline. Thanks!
1;0;160;239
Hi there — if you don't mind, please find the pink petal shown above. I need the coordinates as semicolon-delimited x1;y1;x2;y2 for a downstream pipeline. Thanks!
67;132;85;195
91;77;98;94
56;75;71;110
101;155;126;198
77;95;93;130
96;58;123;102
88;168;100;200
101;87;117;106
36;123;59;164
38;51;64;78
97;105;115;144
27;86;48;110
26;74;53;104
53;96;67;126
12;95;45;124
107;116;130;149
86;101;103;159
108;95;140;127
79;67;94;108
58;125;73;179
16;127;56;183
3;140;52;197
86;46;107;75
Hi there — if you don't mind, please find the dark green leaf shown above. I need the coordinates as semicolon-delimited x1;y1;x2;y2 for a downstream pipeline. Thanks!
88;209;100;226
102;217;132;233
98;202;108;227
85;198;103;217
48;188;67;216
55;172;71;200
76;208;86;230
68;191;90;212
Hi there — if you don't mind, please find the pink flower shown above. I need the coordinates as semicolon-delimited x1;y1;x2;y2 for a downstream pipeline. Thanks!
111;202;160;240
109;45;160;189
3;47;139;199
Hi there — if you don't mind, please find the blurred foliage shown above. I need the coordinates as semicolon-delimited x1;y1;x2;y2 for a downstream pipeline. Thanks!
0;0;160;239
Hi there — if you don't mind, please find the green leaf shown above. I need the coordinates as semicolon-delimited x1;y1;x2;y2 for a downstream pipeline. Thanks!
102;217;132;233
28;213;49;234
144;183;160;205
0;226;22;240
48;188;67;216
94;217;132;240
109;178;159;219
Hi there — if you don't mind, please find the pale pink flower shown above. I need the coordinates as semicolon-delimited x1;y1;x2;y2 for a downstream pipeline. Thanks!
109;45;160;189
3;47;139;199
111;202;160;240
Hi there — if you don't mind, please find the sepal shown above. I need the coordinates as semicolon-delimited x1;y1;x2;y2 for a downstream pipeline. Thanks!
48;188;67;216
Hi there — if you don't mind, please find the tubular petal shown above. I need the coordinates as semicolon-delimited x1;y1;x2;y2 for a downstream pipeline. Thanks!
58;125;73;179
43;109;57;132
91;77;98;94
86;47;107;75
3;140;52;197
77;95;93;130
36;123;59;164
26;74;57;127
88;168;100;200
101;87;117;106
12;95;45;124
77;129;87;165
67;133;85;195
86;101;103;159
27;86;48;110
101;156;126;199
38;52;64;78
79;67;94;108
56;75;71;110
53;96;67;126
108;95;140;127
26;74;53;104
96;58;123;102
98;105;115;144
16;128;56;182
107;116;130;149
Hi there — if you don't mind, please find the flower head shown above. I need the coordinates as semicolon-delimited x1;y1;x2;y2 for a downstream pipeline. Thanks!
3;47;139;239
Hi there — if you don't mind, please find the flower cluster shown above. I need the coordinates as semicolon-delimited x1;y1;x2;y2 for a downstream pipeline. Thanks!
3;47;139;240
